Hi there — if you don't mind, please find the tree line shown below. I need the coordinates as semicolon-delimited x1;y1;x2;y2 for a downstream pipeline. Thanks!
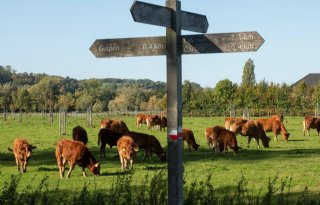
1;60;319;116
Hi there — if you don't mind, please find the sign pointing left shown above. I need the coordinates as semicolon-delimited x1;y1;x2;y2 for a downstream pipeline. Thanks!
130;0;209;33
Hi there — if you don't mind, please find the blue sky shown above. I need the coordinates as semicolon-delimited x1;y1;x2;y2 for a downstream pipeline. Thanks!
1;1;319;87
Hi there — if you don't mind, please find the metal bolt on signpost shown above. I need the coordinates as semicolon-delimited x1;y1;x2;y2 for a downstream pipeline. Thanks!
90;1;264;204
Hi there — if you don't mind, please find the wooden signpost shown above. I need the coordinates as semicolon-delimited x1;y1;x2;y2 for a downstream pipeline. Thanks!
90;1;264;204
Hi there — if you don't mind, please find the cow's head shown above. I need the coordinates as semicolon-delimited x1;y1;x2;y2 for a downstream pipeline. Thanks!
261;136;271;148
192;144;200;151
89;163;100;176
158;152;166;161
284;133;290;142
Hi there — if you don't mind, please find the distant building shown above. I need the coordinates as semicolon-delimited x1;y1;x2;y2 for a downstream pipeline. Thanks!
293;73;320;87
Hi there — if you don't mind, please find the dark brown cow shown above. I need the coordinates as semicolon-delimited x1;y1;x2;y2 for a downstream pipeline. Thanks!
55;139;100;178
146;115;162;131
209;126;239;154
303;116;320;136
98;128;124;157
126;131;166;161
224;117;248;135
241;120;271;148
182;128;200;151
72;125;88;145
136;114;148;128
100;118;129;133
256;118;290;141
8;138;37;173
117;136;139;171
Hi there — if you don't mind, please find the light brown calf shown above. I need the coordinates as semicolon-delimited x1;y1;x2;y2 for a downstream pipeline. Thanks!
182;128;200;151
8;138;37;173
117;136;139;171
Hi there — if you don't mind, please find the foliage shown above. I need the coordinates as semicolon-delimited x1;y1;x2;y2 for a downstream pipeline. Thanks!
1;62;320;116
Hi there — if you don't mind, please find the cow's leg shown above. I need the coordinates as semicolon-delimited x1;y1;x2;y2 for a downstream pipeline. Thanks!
188;143;192;152
66;161;75;178
119;155;124;171
247;137;252;148
82;167;87;177
273;132;277;141
22;161;27;173
15;158;20;172
303;121;306;136
142;150;148;162
255;138;260;148
130;158;134;169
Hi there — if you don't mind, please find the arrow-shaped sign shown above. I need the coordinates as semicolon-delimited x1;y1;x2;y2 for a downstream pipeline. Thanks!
130;1;209;33
90;32;264;58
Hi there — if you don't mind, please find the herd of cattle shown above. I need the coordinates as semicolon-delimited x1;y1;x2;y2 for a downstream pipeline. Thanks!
6;113;320;178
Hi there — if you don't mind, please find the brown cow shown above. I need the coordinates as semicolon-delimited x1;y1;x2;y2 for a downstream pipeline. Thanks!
256;118;290;141
208;126;239;154
270;113;284;122
136;114;148;128
126;131;166;161
117;136;139;171
303;116;320;136
72;125;88;145
241;120;271;148
98;128;124;157
146;115;162;131
205;127;214;149
55;139;100;178
8;138;37;173
182;128;200;151
100;118;129;133
224;117;248;135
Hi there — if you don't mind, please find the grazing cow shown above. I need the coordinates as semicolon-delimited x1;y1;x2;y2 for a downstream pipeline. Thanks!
303;116;320;136
208;126;239;154
270;113;284;122
182;128;200;151
55;139;100;178
8;138;37;173
205;127;214;149
256;118;290;141
98;128;124;157
136;114;148;128
100;118;129;133
117;136;139;171
146;115;162;131
126;131;166;161
241;120;271;148
72;125;88;145
224;117;248;135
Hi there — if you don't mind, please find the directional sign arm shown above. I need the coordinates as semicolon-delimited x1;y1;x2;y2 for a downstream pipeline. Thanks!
130;1;208;33
182;31;265;54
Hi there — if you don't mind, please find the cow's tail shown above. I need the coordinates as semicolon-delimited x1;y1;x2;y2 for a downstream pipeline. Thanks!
8;147;13;152
98;135;100;146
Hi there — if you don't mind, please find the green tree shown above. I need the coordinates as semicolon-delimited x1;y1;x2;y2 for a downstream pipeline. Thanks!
213;79;238;115
241;58;256;88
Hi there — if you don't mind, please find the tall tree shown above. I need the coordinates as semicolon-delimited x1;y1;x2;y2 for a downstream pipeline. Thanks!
241;58;256;88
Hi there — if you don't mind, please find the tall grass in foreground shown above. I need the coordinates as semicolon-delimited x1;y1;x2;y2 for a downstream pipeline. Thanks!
1;171;319;205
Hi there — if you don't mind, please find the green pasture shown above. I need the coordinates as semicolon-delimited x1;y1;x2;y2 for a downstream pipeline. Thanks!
1;114;320;198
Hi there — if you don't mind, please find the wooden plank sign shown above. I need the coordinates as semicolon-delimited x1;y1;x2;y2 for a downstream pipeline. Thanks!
90;32;264;58
130;1;209;33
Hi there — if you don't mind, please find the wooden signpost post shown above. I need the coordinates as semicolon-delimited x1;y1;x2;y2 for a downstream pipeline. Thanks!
90;1;264;204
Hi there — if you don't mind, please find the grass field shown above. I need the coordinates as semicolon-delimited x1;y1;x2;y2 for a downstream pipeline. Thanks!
1;113;320;203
